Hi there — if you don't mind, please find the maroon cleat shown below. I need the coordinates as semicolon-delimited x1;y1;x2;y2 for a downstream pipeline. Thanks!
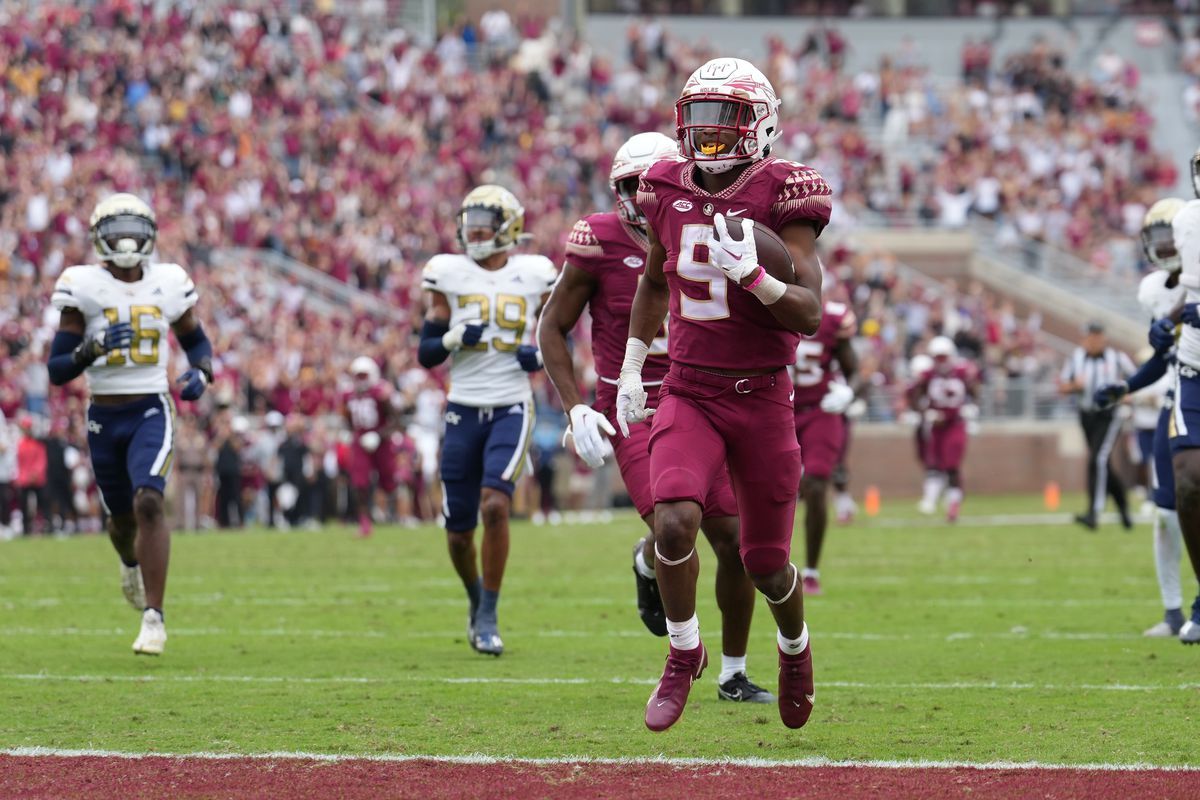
645;643;707;732
778;643;814;729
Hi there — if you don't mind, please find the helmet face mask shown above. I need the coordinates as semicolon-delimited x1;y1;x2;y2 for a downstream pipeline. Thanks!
1142;225;1179;271
1142;197;1186;272
675;58;780;175
90;194;156;269
608;131;678;226
457;185;525;262
1192;148;1200;199
613;176;643;226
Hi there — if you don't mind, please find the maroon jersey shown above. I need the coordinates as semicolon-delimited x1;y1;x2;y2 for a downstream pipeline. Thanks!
341;384;391;434
911;362;978;423
564;212;669;411
637;157;832;371
792;300;856;408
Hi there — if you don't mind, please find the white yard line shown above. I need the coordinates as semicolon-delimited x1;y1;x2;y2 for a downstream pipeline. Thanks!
0;627;1152;642
4;672;1198;692
0;746;1195;772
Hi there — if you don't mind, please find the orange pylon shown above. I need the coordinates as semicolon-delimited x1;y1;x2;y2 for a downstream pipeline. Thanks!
864;485;881;517
1044;481;1061;512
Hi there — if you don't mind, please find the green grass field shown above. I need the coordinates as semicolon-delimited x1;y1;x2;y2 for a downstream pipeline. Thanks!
2;494;1197;766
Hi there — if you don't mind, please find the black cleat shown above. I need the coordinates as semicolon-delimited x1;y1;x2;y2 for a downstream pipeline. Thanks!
633;538;667;637
717;672;776;704
1074;513;1097;531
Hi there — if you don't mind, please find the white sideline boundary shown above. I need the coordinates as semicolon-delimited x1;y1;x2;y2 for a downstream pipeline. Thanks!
5;672;1200;692
1;746;1196;772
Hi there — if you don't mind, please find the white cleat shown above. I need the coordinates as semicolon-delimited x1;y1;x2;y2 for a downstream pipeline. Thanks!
132;608;166;655
1180;620;1200;645
1143;621;1178;638
121;564;145;610
917;499;937;515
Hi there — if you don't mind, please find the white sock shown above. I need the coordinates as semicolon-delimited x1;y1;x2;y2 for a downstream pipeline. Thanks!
719;654;747;684
635;545;656;580
1155;509;1184;611
922;474;945;507
777;622;809;656
801;567;819;580
945;487;963;505
666;614;700;651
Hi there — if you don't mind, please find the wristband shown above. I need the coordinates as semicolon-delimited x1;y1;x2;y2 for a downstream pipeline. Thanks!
748;272;787;305
620;337;650;376
745;266;767;291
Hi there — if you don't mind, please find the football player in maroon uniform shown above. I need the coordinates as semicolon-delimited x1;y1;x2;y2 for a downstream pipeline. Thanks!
619;57;831;731
340;356;398;538
906;337;979;522
539;132;774;705
791;297;860;596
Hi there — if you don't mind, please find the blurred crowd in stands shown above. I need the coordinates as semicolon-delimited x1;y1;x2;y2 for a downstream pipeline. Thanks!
0;2;1156;532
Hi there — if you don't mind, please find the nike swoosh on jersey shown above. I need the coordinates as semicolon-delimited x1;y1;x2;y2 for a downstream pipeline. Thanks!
726;208;747;217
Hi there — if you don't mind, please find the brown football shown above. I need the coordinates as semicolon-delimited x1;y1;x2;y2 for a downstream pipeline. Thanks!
723;218;795;281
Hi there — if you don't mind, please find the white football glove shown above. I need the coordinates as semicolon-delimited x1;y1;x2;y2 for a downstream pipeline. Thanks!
616;338;654;437
441;319;484;352
705;213;761;284
359;431;381;453
564;404;616;468
820;383;856;415
960;403;979;421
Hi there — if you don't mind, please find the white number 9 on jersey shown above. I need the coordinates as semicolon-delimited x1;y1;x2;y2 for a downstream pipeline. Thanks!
676;224;730;321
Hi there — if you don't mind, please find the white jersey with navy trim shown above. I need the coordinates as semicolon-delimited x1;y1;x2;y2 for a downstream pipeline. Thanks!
1137;269;1185;321
51;262;198;395
421;253;557;407
1173;200;1200;369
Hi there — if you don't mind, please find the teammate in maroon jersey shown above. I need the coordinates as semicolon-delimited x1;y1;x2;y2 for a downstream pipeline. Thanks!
906;337;979;522
341;356;398;537
791;299;860;596
619;57;830;731
539;132;774;704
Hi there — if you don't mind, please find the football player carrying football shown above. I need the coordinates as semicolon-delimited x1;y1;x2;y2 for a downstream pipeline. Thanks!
418;185;557;657
619;57;831;731
47;193;215;656
539;131;774;705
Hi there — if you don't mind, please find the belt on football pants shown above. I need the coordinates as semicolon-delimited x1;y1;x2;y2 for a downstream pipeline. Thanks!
674;364;779;394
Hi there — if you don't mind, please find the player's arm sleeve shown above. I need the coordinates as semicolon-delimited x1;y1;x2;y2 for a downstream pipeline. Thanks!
770;163;834;237
1126;350;1169;393
46;330;88;386
418;318;452;368
176;322;214;382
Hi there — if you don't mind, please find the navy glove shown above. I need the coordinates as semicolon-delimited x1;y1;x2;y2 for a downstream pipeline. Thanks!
1093;382;1128;411
74;322;134;365
1149;318;1175;354
516;345;543;373
461;323;485;348
176;368;209;401
1182;303;1200;329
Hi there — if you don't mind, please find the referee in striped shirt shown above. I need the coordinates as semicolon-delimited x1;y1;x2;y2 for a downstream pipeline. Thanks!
1059;321;1136;530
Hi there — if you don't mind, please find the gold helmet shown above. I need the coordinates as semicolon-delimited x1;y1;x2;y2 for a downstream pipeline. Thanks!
457;185;526;261
1141;197;1186;271
89;193;157;269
